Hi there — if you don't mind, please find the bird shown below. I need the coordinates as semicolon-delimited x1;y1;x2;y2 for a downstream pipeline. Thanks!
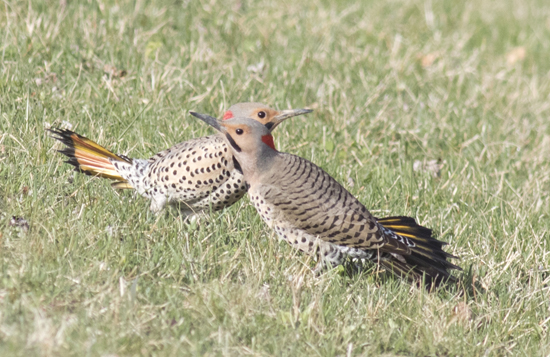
48;103;312;214
189;112;461;285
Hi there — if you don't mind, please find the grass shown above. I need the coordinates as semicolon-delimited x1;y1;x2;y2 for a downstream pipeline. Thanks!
1;0;550;354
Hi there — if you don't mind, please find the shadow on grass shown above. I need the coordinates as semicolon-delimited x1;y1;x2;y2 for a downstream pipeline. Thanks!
336;259;486;296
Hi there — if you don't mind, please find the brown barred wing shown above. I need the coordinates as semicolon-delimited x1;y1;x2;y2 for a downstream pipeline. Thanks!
259;153;385;250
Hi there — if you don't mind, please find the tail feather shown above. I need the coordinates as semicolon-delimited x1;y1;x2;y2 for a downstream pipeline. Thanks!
48;128;133;187
376;216;461;286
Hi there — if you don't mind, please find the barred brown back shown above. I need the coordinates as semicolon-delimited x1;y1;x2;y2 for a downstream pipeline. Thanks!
255;153;385;249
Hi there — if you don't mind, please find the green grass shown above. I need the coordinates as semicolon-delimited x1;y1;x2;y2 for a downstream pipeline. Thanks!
1;0;550;354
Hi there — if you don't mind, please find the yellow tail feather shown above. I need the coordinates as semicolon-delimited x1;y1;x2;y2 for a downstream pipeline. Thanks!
48;128;132;184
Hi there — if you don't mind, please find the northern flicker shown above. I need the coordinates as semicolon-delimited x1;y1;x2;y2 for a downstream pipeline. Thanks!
48;103;312;214
190;112;461;285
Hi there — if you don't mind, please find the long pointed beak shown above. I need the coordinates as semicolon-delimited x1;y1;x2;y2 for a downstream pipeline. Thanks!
270;108;313;131
189;112;224;133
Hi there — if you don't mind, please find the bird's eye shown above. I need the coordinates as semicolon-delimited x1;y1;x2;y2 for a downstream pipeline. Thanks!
257;111;266;119
236;128;244;135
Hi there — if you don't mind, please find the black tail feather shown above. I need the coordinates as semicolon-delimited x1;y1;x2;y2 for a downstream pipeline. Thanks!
376;216;461;286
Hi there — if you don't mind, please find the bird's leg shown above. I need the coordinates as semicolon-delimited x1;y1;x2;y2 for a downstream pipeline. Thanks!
312;241;341;274
313;259;327;275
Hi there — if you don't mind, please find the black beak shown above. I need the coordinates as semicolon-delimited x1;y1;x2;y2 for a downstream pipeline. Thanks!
189;112;223;132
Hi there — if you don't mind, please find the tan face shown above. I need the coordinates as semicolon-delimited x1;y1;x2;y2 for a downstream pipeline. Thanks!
220;122;276;153
223;122;252;137
223;106;280;125
248;107;281;125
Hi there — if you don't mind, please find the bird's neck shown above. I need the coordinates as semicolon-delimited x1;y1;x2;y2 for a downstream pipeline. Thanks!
237;147;279;185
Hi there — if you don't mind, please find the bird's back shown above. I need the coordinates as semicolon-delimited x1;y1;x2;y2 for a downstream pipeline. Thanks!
250;152;385;250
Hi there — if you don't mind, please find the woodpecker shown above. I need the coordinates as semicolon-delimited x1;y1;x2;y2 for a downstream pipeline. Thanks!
48;103;312;214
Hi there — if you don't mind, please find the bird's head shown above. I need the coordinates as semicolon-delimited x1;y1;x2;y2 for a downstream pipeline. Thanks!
190;112;277;154
222;102;312;131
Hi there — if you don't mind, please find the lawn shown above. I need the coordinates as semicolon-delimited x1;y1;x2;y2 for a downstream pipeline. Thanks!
1;0;550;355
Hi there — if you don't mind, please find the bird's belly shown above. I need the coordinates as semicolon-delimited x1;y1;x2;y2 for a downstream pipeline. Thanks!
250;193;374;264
174;169;247;211
249;188;375;266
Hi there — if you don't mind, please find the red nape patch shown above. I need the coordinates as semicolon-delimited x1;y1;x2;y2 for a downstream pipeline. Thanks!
223;110;233;120
261;134;276;150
